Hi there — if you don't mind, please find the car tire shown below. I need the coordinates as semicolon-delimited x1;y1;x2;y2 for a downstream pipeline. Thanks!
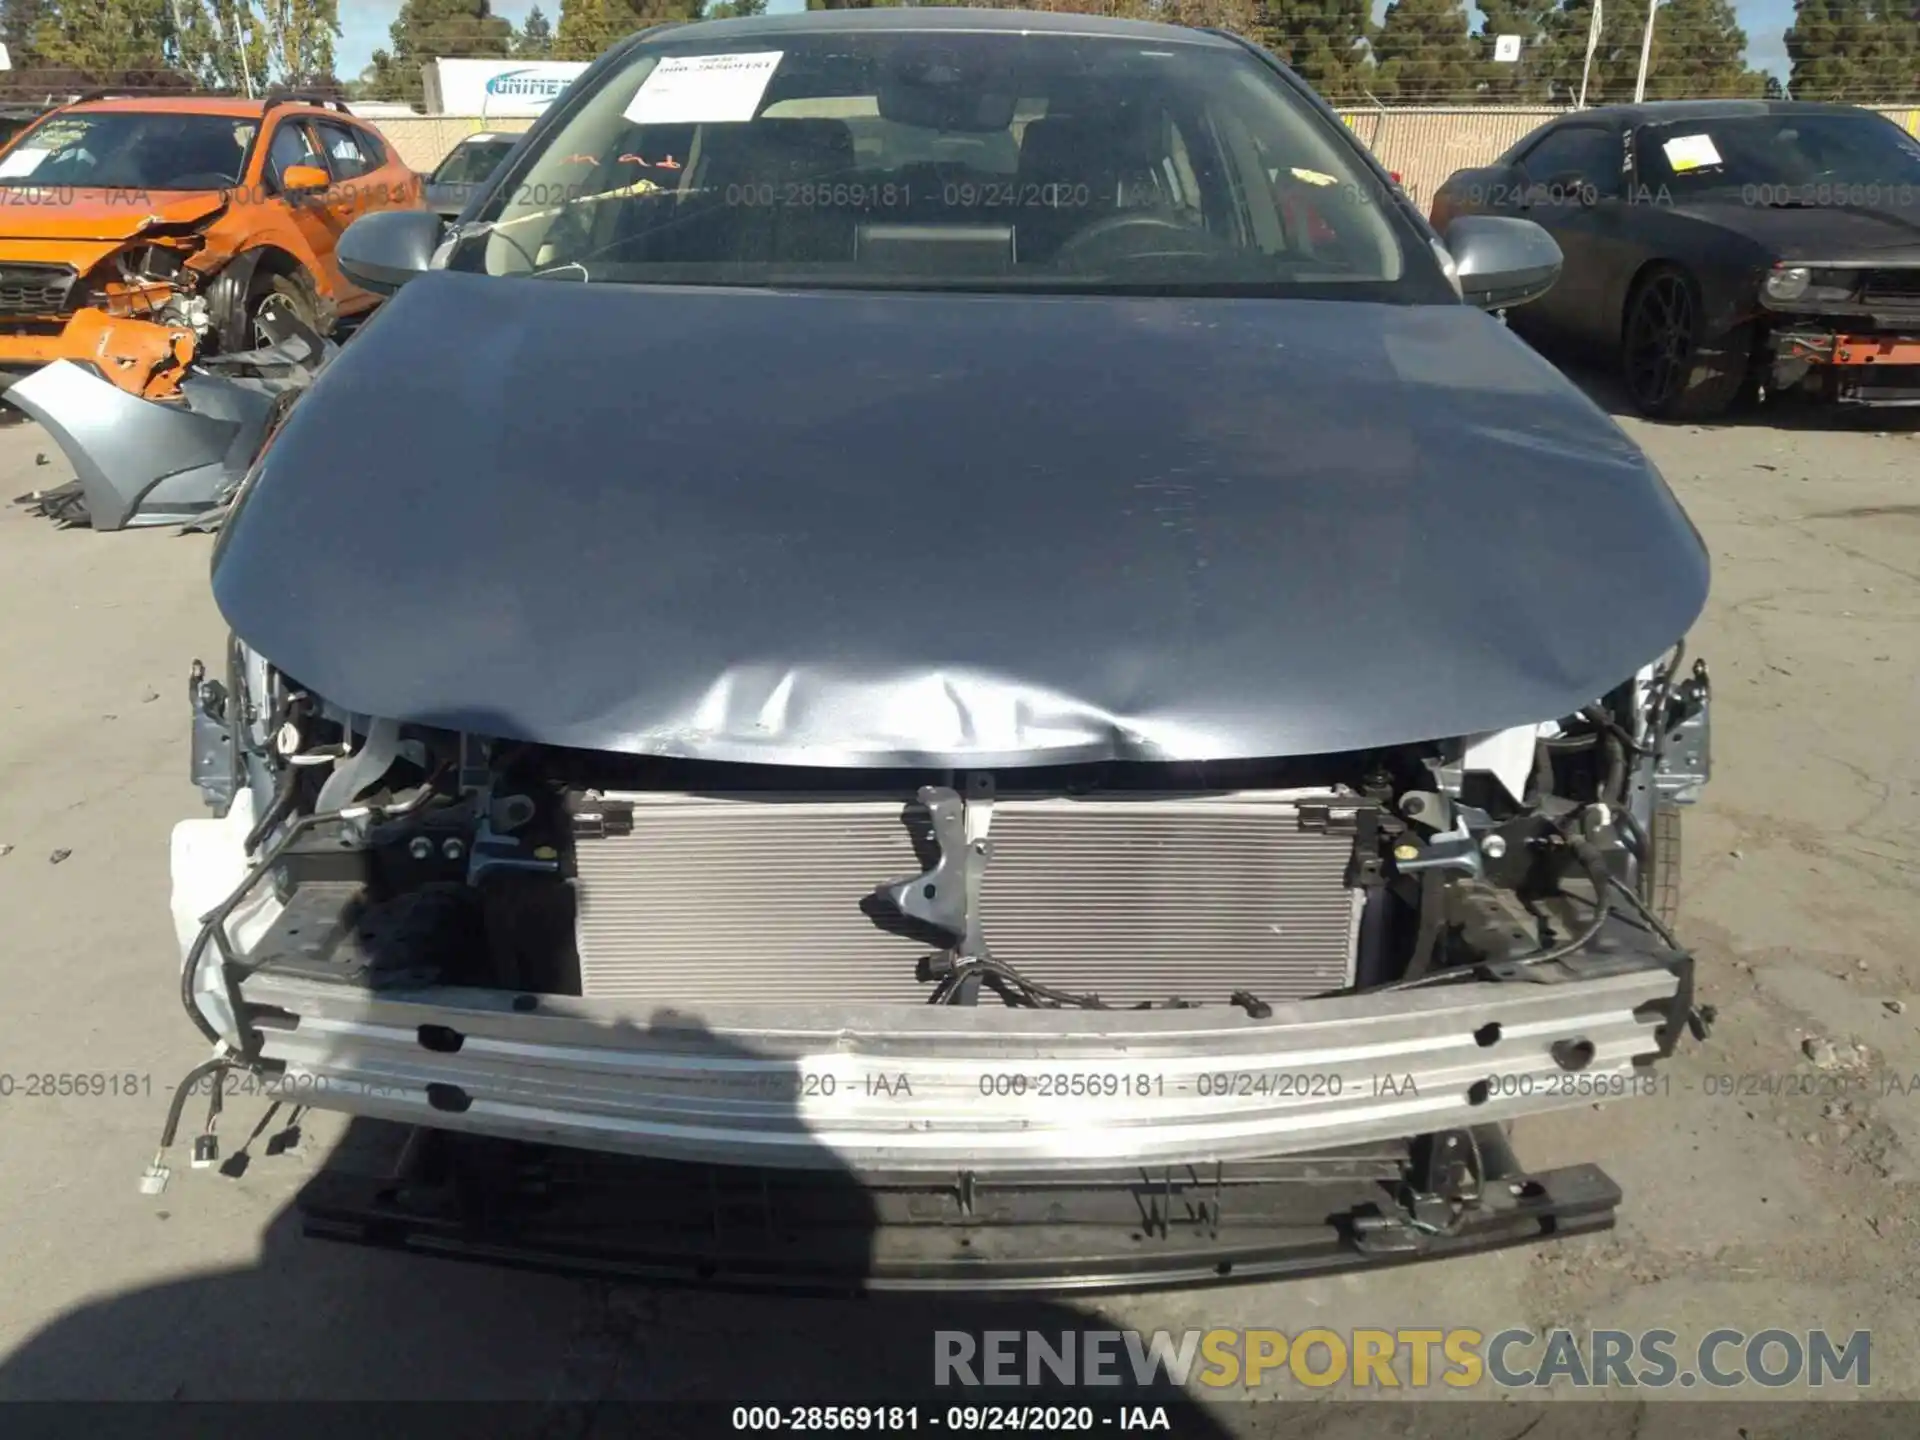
1640;802;1682;933
246;271;320;350
1620;265;1753;421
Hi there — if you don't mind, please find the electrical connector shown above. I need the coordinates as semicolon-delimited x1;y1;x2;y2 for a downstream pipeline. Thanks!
916;952;958;982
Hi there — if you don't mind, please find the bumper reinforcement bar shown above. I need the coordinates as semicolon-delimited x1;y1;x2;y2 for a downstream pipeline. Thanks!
296;1121;1623;1294
237;951;1690;1173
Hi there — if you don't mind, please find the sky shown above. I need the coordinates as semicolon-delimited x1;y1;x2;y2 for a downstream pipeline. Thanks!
332;0;1795;87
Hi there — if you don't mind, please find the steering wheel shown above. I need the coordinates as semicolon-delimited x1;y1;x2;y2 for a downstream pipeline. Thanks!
1051;211;1224;268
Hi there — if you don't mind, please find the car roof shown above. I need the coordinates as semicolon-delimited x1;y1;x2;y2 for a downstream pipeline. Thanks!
56;95;340;119
644;5;1243;48
1559;98;1874;126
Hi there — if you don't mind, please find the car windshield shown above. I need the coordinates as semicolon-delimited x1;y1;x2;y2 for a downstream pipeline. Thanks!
447;28;1439;298
1636;113;1920;196
0;111;257;189
432;137;517;185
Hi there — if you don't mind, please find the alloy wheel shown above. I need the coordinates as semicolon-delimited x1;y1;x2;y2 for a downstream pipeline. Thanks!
1624;273;1695;412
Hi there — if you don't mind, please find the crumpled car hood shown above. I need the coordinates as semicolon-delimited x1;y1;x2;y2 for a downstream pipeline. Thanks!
0;188;224;243
212;271;1709;767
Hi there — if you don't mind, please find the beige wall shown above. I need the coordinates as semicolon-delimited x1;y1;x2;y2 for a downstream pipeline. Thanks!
369;115;537;172
373;105;1920;214
1337;107;1561;211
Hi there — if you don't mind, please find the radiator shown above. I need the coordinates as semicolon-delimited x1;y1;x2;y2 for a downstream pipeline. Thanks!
571;789;1366;1007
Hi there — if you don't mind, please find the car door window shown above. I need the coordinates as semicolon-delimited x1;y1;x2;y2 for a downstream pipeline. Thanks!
1518;126;1621;199
313;120;375;181
352;125;391;170
432;139;515;186
265;119;323;191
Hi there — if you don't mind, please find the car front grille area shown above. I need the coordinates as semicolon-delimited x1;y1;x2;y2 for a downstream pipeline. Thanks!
570;789;1367;1009
0;263;76;316
1860;268;1920;317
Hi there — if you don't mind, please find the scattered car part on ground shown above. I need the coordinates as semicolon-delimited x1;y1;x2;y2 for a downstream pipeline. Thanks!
10;296;334;530
0;90;422;401
1430;99;1920;417
151;10;1712;1283
422;131;519;220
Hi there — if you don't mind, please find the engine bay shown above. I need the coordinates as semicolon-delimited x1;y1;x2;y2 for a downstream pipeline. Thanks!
179;637;1713;1029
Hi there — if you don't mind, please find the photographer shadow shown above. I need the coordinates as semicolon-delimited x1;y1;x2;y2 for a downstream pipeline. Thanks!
0;1009;1240;1434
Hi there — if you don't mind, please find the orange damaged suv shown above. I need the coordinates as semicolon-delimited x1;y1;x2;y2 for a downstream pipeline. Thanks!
0;91;424;397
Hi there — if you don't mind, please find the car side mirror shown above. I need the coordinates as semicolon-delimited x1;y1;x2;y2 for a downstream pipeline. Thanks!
280;163;330;194
1444;215;1563;310
338;208;446;294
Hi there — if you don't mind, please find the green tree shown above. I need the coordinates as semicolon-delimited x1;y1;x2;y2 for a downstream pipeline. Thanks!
1637;0;1765;99
22;0;323;93
1475;0;1557;100
1534;0;1764;103
553;0;625;59
1786;0;1920;100
1;0;46;65
553;0;694;61
173;0;273;92
259;0;340;83
1371;0;1477;101
879;0;1267;36
1854;1;1920;100
513;1;552;54
1534;0;1636;103
32;0;170;72
368;0;512;102
1248;0;1373;99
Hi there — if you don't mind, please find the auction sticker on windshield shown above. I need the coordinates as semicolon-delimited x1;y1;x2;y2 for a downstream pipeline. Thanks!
624;52;784;125
1661;133;1723;173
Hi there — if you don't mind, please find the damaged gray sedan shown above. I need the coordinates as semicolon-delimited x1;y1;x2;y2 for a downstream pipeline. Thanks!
158;10;1715;1286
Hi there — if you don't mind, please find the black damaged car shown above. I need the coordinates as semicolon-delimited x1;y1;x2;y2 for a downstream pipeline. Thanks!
157;9;1715;1285
1432;100;1920;418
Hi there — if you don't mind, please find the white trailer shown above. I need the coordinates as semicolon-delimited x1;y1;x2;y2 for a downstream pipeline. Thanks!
420;59;590;118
